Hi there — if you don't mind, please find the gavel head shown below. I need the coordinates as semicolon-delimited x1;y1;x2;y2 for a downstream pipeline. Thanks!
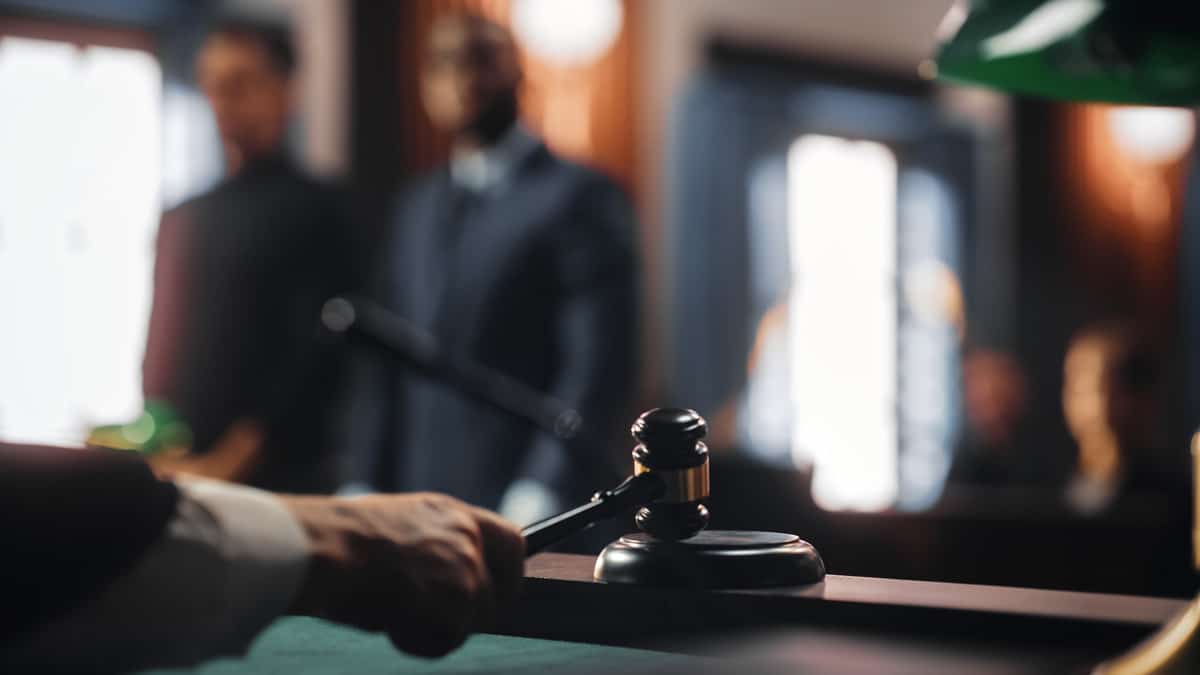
631;408;711;540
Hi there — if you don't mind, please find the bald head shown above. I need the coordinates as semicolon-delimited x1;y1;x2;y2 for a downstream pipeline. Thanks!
421;13;522;144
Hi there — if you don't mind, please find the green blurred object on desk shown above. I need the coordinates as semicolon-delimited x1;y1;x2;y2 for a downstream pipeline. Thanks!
86;399;192;456
935;0;1200;105
135;617;694;675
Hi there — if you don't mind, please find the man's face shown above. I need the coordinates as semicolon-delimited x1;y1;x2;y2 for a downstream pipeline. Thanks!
1063;333;1156;448
197;34;291;162
421;17;520;139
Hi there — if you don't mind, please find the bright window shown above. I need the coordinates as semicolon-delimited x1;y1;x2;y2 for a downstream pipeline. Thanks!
0;36;161;445
787;134;899;511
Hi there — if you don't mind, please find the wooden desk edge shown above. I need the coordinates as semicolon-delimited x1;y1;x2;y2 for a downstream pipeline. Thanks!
500;553;1188;650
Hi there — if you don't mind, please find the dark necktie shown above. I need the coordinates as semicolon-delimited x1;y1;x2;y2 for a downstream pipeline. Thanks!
428;180;482;317
438;181;481;258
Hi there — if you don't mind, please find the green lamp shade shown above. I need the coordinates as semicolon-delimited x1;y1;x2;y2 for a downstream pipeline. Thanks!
936;0;1200;106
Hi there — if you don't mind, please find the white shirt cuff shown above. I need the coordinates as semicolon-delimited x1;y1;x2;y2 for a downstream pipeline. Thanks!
173;477;311;650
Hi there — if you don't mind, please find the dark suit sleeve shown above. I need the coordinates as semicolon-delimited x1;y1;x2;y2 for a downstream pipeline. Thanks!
253;184;365;489
0;443;178;641
516;175;640;499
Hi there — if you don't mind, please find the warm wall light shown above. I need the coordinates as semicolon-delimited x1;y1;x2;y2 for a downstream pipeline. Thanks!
1058;102;1192;351
510;0;622;67
1068;104;1193;237
1107;106;1196;165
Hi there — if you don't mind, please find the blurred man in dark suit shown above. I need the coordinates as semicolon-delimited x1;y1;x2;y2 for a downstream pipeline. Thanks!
142;19;358;492
343;13;638;523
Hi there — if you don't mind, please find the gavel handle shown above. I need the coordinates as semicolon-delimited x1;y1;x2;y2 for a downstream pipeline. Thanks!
522;473;664;556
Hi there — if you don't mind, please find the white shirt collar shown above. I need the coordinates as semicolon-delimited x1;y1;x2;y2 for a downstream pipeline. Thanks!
450;124;540;194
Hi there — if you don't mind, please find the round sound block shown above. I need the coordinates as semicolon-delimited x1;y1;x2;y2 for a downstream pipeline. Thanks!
593;530;826;588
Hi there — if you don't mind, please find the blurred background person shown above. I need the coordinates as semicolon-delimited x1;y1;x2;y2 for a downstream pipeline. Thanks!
141;18;359;493
340;12;638;524
947;348;1031;485
1061;321;1176;515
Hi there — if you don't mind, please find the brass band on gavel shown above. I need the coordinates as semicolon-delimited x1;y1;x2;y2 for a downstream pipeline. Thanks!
634;453;710;504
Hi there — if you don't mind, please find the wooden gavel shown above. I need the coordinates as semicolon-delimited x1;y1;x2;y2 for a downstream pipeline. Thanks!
522;408;712;555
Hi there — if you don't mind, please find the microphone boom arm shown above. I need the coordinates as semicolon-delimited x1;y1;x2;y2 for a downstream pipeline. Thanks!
321;295;614;478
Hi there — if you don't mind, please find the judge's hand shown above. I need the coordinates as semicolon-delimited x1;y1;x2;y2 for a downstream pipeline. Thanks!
278;492;525;657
